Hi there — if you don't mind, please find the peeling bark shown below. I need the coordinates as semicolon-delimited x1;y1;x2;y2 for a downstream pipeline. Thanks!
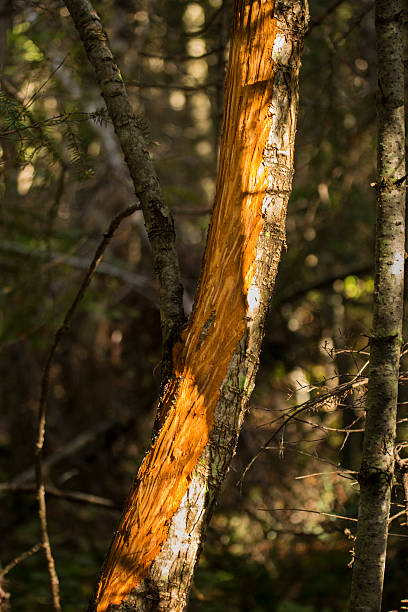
86;1;309;611
349;1;406;611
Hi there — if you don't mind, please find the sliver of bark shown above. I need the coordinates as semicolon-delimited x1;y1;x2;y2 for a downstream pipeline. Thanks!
89;1;309;611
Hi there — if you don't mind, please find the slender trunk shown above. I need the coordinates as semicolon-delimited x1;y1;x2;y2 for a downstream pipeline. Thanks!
64;0;185;379
67;0;309;610
349;2;405;611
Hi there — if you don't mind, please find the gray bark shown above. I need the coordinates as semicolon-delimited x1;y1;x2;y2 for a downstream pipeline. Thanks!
349;1;406;610
64;0;185;377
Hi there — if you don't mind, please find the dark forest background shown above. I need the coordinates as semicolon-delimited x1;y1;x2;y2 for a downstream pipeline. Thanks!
1;0;407;610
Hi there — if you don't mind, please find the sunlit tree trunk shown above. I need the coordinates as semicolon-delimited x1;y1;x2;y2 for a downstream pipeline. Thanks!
65;1;309;610
349;1;406;611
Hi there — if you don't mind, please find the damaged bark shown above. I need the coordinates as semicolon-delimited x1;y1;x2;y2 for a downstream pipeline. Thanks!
66;1;310;610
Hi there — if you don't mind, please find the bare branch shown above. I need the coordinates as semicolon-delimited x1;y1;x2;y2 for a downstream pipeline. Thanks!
306;0;348;35
1;483;120;511
257;506;358;523
0;240;156;302
35;203;138;612
0;543;42;578
11;419;117;487
275;260;372;306
125;81;216;91
296;470;357;480
239;376;368;486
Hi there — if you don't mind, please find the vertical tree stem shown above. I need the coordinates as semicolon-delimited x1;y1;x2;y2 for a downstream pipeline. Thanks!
349;1;406;610
35;203;139;612
63;0;185;379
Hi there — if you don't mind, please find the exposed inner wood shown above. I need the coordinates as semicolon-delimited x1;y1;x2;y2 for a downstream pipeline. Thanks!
95;2;279;609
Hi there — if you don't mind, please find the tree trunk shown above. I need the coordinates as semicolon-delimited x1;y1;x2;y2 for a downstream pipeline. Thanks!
69;1;310;610
349;2;406;611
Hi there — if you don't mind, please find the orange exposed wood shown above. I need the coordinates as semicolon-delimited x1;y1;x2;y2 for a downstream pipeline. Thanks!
96;1;278;609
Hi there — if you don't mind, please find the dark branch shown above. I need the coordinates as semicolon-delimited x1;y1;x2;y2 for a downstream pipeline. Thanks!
63;0;186;376
0;483;120;511
0;239;156;303
35;203;138;612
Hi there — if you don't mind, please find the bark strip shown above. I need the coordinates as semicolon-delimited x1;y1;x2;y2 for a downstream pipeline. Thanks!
64;0;185;372
349;1;406;610
90;2;309;611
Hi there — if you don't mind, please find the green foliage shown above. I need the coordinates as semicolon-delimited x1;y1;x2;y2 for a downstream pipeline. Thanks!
61;118;94;179
0;91;27;130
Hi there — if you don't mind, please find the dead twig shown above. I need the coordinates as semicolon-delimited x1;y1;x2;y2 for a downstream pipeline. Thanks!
307;0;348;35
35;203;138;612
0;240;154;300
11;419;116;487
0;543;42;579
0;483;120;511
257;506;358;523
238;376;368;487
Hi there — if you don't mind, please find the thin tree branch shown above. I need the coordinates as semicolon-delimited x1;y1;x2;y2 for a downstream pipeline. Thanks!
11;419;117;487
295;469;357;480
0;543;42;578
63;0;186;377
238;376;368;486
35;202;138;612
125;81;216;91
306;0;347;35
15;54;68;117
0;483;120;511
258;507;358;522
259;506;408;538
160;5;224;39
0;240;156;302
139;46;224;62
291;414;365;434
172;207;213;216
183;5;224;37
0;111;95;136
275;260;373;306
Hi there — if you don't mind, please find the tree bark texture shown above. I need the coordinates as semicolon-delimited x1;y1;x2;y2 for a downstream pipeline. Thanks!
83;1;309;610
64;0;185;376
349;2;406;611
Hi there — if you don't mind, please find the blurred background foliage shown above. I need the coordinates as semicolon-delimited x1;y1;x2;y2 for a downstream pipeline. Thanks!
0;0;407;610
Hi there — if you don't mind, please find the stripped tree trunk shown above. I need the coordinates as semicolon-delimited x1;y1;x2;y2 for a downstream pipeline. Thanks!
65;0;309;610
349;2;406;611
